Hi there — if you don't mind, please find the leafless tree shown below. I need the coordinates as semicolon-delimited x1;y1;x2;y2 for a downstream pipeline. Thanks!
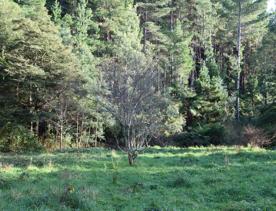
100;51;167;165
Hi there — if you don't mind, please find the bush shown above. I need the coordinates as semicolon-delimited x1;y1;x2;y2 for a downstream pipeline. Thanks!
173;123;225;147
220;121;274;148
256;103;276;146
172;131;208;147
242;125;272;147
257;103;276;127
0;123;43;152
223;121;243;145
196;123;225;145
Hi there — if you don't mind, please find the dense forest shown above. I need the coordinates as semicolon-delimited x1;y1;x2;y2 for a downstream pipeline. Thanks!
0;0;275;159
1;1;276;209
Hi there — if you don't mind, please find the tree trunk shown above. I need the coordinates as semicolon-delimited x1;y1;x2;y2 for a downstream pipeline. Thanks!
264;57;268;105
80;113;84;148
143;10;148;52
76;113;79;149
169;5;174;85
188;70;195;88
128;151;137;166
36;119;39;136
29;85;33;133
60;124;63;150
128;152;134;165
236;0;242;121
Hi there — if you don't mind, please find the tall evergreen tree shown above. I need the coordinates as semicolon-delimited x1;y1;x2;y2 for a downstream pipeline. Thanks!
253;13;276;104
51;0;106;147
0;0;79;133
213;0;268;120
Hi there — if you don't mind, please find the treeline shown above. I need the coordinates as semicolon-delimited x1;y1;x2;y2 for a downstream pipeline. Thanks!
0;0;275;152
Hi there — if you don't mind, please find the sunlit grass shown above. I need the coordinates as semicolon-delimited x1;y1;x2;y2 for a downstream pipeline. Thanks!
0;146;276;210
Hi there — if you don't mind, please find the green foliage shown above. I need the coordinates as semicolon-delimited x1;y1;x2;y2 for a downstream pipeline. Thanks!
60;184;87;209
188;63;228;125
257;103;276;127
168;175;192;188
172;132;207;147
173;123;226;146
169;20;194;84
253;14;276;104
196;123;226;145
0;0;79;133
256;103;276;145
0;0;274;151
0;124;43;152
162;99;184;136
0;178;12;190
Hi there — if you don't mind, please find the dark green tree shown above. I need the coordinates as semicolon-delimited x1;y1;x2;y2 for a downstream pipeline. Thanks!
0;0;79;138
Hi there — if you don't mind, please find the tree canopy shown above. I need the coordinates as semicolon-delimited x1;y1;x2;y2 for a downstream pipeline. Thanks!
0;0;275;156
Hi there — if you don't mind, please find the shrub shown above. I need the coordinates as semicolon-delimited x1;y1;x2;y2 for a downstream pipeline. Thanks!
223;121;243;145
172;123;225;147
256;103;276;146
42;136;56;151
242;125;272;147
196;123;225;145
257;103;276;127
0;123;43;152
172;131;208;147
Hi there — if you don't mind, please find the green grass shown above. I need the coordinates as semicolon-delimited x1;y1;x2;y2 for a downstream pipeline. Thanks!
0;146;276;210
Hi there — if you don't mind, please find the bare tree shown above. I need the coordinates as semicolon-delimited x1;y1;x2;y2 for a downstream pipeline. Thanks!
100;51;167;165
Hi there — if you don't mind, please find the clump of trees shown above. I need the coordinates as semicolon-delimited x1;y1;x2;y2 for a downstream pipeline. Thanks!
0;0;275;163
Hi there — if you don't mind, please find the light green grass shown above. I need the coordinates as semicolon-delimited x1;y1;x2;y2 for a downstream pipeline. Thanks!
0;146;276;210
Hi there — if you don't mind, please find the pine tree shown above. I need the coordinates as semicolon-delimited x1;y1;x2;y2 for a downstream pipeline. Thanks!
213;0;268;120
175;0;219;87
94;0;142;56
253;13;276;104
0;0;79;132
51;0;106;147
167;20;193;88
190;63;228;125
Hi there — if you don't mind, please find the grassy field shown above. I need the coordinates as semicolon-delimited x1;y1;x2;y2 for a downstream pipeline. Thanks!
0;146;276;211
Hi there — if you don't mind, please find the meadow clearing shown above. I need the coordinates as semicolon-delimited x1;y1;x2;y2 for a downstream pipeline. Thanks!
0;146;276;211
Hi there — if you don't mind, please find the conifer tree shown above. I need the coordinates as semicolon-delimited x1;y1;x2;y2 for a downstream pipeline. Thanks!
190;63;228;125
52;0;105;146
168;20;193;86
253;13;276;104
213;0;268;120
94;0;142;56
0;0;79;132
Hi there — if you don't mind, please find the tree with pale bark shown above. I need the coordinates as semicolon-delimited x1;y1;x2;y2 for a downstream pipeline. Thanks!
101;50;168;165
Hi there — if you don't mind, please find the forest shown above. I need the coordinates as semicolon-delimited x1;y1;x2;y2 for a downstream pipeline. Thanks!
0;0;275;210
